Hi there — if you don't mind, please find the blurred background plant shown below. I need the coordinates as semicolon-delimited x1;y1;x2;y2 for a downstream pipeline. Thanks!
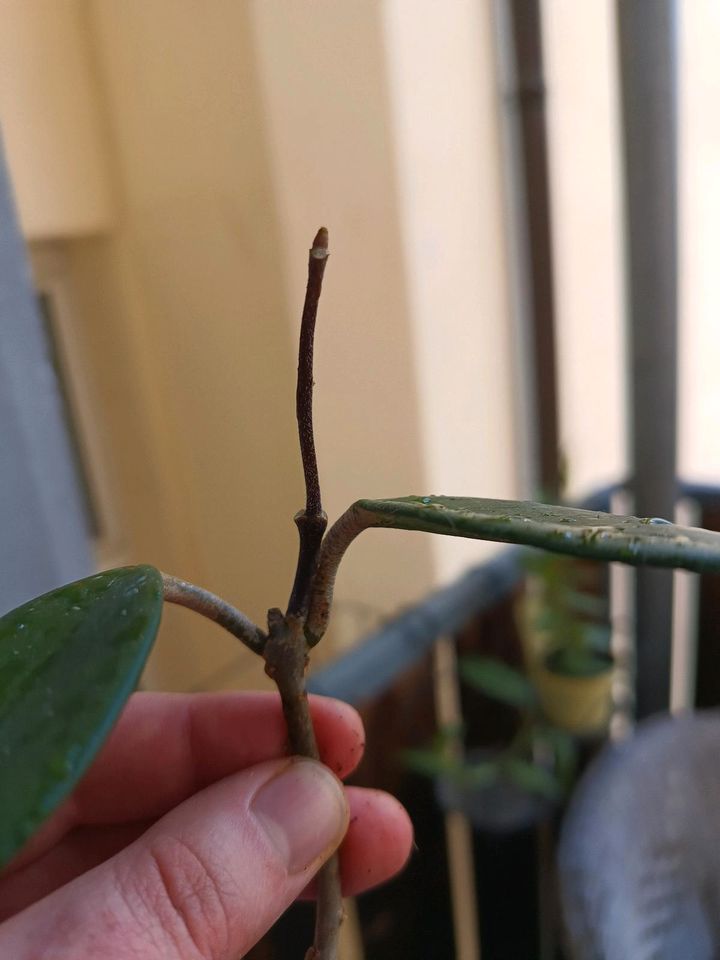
519;552;615;736
521;552;611;677
405;655;577;833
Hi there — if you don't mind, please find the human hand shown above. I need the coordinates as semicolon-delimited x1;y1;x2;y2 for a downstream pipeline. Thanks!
0;691;413;958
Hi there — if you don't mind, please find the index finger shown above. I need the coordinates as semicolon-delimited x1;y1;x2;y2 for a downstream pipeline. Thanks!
10;691;365;870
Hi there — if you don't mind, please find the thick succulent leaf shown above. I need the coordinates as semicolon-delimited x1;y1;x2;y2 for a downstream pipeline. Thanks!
0;566;163;868
355;497;720;574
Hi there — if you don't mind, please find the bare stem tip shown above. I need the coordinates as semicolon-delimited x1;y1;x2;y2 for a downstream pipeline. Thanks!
311;227;329;257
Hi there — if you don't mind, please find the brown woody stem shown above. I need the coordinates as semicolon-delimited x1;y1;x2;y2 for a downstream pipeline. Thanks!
276;229;342;959
263;610;344;960
297;227;329;519
287;228;330;618
304;503;376;646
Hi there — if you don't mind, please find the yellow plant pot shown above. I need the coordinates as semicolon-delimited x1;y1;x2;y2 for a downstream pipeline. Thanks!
534;663;613;736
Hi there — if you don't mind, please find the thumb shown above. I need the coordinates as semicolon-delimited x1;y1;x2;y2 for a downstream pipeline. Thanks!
0;757;348;960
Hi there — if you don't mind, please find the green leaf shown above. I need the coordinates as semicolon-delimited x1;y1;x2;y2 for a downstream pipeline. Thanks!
582;624;612;651
502;757;562;800
460;761;499;789
563;590;609;619
537;727;578;789
545;647;611;677
459;656;536;708
402;748;458;779
0;566;163;868
355;497;720;574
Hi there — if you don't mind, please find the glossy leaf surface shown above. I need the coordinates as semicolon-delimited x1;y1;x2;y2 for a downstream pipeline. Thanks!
356;497;720;574
0;566;163;868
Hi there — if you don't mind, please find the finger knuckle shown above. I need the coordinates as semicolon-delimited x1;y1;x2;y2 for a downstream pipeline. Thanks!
118;835;233;960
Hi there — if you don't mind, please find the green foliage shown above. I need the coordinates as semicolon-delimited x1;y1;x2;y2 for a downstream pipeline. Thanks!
522;550;612;676
405;653;580;809
459;656;537;708
537;726;578;792
460;761;500;789
0;566;163;868
403;748;459;780
502;756;562;800
544;648;610;677
355;496;720;574
405;721;575;804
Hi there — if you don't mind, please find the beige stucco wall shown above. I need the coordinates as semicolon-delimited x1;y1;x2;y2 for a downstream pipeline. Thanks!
248;1;437;623
0;0;113;237
680;1;720;484
82;0;521;687
85;0;321;689
381;0;519;581
542;0;628;501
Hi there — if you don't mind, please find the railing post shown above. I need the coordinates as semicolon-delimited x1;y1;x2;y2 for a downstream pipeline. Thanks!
616;0;679;717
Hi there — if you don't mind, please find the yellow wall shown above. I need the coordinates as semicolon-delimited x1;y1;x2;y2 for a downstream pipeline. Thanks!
248;1;437;621
381;0;519;580
680;1;720;483
84;0;449;686
542;0;628;500
0;0;113;237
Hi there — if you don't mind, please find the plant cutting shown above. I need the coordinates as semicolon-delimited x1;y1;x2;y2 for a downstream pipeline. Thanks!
2;228;720;958
405;656;577;834
520;551;614;735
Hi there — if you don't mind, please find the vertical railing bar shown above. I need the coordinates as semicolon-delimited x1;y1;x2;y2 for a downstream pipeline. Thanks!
504;0;560;498
491;0;539;499
432;636;481;960
616;0;679;717
670;497;701;714
609;488;636;741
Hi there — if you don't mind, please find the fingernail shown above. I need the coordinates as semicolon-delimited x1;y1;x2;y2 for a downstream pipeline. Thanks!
251;759;348;874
